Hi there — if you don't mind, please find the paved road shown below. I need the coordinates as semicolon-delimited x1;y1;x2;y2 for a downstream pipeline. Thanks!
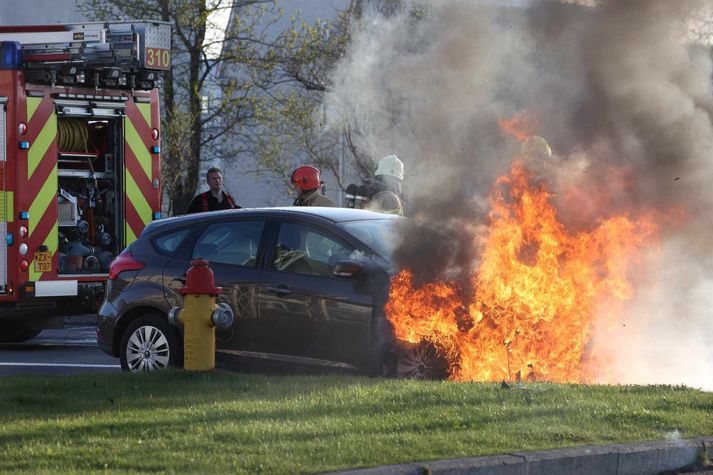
0;317;120;376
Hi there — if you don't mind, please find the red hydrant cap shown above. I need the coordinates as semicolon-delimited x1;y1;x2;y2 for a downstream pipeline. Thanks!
180;259;223;295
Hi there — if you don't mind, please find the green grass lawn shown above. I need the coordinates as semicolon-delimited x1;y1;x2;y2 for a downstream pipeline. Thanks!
0;371;711;474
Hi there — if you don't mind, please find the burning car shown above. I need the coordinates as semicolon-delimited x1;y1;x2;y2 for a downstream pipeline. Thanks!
97;207;448;378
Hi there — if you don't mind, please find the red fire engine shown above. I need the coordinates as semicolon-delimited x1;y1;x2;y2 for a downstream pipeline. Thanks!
0;21;170;342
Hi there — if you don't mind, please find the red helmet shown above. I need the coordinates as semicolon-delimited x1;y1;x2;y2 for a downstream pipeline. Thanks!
290;165;321;191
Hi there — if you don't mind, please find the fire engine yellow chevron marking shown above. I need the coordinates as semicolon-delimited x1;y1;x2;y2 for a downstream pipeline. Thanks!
136;102;151;128
27;97;42;123
0;191;14;222
125;222;137;245
125;168;151;225
28;113;56;179
124;117;151;180
29;164;57;235
28;165;58;281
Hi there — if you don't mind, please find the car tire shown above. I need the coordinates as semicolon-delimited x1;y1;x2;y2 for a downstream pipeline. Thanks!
119;313;182;372
383;340;449;380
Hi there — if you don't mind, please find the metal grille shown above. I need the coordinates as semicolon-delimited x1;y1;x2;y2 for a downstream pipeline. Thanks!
143;22;171;51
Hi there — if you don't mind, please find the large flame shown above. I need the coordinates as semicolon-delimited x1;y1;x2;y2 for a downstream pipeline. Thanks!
387;158;665;383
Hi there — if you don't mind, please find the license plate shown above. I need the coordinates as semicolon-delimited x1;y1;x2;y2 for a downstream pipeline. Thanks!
34;250;52;273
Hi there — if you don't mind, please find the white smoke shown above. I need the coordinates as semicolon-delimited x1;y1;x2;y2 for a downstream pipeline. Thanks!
324;0;713;389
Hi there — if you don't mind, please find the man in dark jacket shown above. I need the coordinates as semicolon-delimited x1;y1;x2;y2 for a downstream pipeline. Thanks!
187;167;241;213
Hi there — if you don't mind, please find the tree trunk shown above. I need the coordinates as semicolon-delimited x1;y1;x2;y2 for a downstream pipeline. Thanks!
168;1;207;216
158;0;177;214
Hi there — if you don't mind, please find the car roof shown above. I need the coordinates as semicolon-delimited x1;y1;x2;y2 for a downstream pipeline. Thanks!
142;207;400;236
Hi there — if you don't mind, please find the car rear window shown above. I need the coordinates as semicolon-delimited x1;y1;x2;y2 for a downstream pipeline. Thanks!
153;228;192;255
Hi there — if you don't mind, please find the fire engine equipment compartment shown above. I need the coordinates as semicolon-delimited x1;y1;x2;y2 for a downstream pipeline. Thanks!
56;116;121;275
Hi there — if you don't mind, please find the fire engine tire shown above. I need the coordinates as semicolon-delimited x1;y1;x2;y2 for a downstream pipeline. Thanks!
0;323;41;343
17;329;42;342
119;313;183;372
382;340;449;380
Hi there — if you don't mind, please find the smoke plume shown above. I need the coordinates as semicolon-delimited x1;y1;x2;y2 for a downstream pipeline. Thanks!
324;0;713;389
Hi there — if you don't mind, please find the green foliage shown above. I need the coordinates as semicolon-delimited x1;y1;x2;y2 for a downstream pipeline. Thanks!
1;371;712;473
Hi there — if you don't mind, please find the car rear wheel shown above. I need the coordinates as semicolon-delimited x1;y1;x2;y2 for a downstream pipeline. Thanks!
383;340;449;380
119;314;182;372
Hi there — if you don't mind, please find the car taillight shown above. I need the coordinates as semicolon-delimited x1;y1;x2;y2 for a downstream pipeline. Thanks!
108;250;145;280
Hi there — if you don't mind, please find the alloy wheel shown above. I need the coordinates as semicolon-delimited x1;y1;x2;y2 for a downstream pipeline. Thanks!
125;325;171;372
396;342;448;380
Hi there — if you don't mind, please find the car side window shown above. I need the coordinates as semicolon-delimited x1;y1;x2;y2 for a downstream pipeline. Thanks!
153;228;192;255
271;222;356;277
193;220;264;267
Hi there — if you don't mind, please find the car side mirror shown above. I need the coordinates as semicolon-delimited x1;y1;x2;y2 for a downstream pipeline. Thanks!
332;260;364;279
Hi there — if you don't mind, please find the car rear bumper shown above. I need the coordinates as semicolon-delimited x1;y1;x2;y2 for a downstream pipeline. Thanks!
97;300;118;356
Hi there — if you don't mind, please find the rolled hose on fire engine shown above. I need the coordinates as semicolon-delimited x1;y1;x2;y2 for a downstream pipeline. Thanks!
83;255;100;272
99;251;113;271
57;119;88;152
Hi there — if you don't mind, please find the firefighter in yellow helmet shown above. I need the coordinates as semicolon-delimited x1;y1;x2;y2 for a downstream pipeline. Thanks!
369;154;405;215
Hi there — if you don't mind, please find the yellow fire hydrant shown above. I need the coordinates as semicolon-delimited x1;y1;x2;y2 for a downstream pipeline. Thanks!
168;259;234;371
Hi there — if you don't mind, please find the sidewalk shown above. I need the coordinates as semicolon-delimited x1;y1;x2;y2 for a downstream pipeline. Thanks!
331;436;713;475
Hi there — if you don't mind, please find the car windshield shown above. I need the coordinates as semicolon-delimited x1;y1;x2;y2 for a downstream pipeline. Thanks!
337;218;403;260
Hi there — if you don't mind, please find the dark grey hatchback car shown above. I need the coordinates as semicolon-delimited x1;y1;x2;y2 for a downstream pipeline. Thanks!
98;207;446;378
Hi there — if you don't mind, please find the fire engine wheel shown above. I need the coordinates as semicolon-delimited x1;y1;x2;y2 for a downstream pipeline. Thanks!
0;322;41;343
385;341;448;380
119;314;182;372
17;329;42;342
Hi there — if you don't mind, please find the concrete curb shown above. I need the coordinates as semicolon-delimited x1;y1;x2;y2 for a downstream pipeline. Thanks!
329;437;713;475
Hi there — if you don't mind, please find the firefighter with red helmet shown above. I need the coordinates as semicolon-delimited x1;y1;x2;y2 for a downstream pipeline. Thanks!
290;165;336;207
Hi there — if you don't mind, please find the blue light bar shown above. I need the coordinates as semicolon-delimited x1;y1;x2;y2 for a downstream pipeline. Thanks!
150;146;160;154
0;42;21;70
152;212;161;219
18;141;29;149
6;233;13;246
19;211;29;220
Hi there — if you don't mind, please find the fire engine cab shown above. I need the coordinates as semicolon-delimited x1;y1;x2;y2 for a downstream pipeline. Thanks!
0;21;170;342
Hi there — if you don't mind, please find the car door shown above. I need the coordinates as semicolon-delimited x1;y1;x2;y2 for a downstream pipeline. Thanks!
257;219;374;369
163;218;267;357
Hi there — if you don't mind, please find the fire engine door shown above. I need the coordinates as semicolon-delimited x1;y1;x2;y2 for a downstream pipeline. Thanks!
0;96;7;292
122;99;157;248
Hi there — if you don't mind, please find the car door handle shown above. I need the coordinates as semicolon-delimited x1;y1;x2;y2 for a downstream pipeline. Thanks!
267;286;293;296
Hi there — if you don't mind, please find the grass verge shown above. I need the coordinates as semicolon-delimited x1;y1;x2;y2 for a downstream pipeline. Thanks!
1;371;711;474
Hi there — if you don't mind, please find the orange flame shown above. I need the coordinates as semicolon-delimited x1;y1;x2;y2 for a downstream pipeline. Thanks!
498;111;538;142
386;161;663;383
